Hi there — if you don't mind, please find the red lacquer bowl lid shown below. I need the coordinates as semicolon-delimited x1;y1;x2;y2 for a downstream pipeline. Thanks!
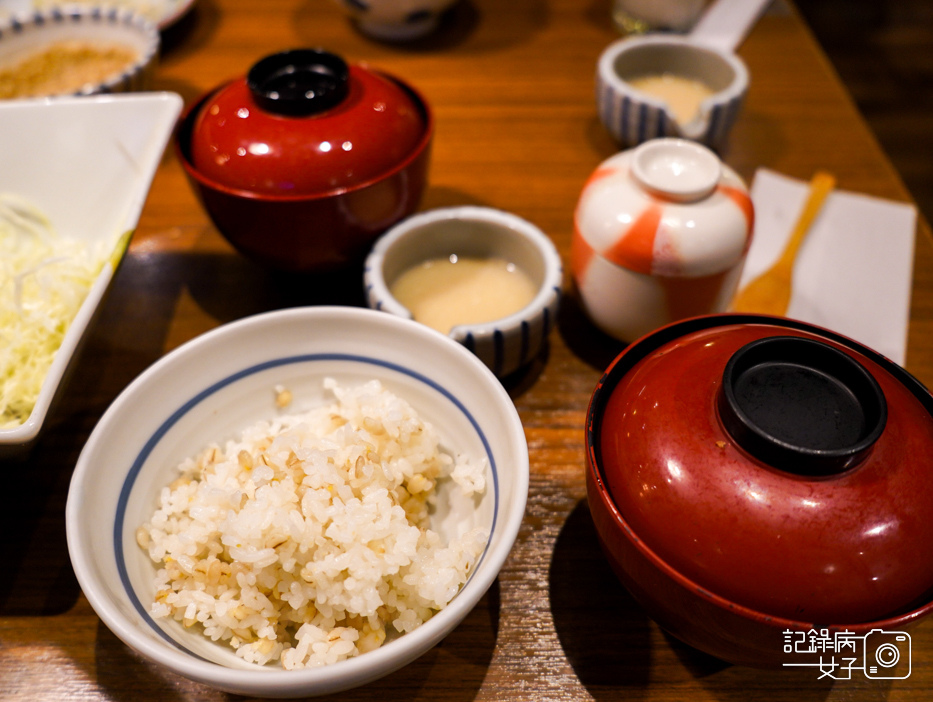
591;314;933;624
189;49;426;196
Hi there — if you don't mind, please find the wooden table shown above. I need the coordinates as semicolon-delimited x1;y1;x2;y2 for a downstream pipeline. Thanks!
4;0;933;699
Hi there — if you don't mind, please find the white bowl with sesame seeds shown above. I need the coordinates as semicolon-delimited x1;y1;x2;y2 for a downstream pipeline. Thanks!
0;5;160;99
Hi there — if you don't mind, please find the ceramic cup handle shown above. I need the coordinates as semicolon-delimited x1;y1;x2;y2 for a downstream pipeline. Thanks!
689;0;773;53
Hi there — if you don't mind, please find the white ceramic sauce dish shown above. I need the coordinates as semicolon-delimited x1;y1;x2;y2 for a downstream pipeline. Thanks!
0;92;183;452
66;306;529;698
596;34;748;150
364;206;563;378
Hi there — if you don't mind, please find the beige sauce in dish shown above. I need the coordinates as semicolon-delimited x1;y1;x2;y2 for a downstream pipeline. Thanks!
627;73;714;125
390;255;538;334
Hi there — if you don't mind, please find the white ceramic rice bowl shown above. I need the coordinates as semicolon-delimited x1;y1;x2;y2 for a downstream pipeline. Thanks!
66;306;529;698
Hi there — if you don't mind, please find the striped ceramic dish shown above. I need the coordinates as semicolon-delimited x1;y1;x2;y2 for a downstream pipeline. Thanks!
0;5;159;97
596;34;749;152
365;206;564;379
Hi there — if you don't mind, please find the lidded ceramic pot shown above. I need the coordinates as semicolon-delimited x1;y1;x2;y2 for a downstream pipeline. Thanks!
189;49;425;196
572;138;753;343
585;314;933;667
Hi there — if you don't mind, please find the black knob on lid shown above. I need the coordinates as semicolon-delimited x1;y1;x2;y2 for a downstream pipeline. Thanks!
718;336;887;475
247;49;350;116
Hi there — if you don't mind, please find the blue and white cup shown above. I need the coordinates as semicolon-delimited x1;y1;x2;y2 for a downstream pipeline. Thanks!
365;206;563;378
596;34;749;152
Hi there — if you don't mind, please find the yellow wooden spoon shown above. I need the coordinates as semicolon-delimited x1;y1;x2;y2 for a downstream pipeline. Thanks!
730;170;836;316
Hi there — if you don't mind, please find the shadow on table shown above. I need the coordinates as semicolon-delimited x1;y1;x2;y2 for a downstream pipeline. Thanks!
158;0;220;62
0;445;82;615
556;288;629;374
548;502;894;701
168;185;507;323
549;499;653;695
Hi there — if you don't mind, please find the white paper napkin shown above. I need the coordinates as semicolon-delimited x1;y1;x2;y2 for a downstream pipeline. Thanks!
740;168;918;365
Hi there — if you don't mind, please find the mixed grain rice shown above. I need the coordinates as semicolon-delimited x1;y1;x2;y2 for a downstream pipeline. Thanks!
137;378;489;669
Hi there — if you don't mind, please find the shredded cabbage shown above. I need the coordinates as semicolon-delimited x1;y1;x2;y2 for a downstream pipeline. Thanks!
0;193;106;429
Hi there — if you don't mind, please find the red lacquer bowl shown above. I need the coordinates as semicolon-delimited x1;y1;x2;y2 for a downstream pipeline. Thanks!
585;313;933;668
175;49;433;272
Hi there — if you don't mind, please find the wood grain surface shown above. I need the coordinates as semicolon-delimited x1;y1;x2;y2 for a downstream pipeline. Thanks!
3;0;933;699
